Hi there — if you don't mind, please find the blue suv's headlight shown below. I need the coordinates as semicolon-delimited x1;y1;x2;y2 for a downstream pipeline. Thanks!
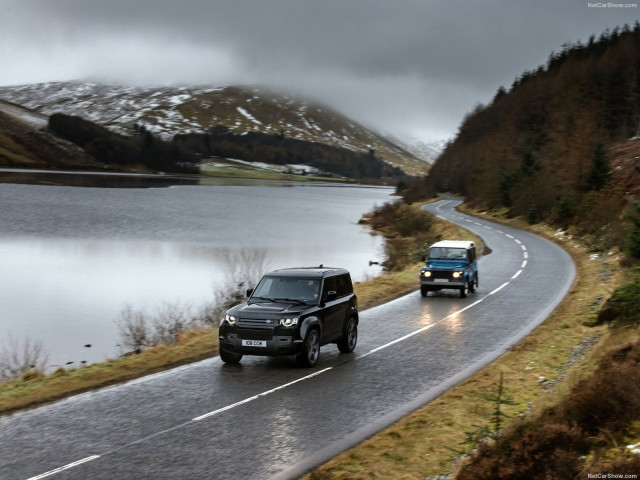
421;271;431;278
452;271;463;279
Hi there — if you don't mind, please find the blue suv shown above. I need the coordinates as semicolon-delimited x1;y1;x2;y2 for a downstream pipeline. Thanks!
420;240;478;298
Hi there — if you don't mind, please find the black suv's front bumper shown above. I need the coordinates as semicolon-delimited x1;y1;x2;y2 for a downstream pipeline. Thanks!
219;329;304;356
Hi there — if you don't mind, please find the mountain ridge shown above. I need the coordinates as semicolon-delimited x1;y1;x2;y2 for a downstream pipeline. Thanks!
0;81;437;175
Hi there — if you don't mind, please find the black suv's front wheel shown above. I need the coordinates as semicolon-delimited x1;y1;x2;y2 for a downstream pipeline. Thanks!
220;349;243;364
337;317;358;353
297;328;320;367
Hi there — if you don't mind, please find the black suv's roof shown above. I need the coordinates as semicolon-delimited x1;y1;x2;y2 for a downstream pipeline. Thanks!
265;267;349;278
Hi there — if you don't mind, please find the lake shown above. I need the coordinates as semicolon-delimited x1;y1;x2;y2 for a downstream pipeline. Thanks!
0;172;393;369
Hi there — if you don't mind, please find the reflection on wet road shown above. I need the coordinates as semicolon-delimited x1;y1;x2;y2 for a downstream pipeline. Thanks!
0;198;575;480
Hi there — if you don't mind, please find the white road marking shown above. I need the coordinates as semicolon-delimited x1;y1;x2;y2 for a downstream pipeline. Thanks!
512;270;523;279
524;252;529;259
522;260;528;268
514;239;522;245
26;456;101;480
489;282;509;295
505;234;514;239
357;324;436;359
451;298;484;314
193;367;334;421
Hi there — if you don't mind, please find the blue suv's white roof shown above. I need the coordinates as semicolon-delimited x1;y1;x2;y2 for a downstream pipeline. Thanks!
430;240;475;249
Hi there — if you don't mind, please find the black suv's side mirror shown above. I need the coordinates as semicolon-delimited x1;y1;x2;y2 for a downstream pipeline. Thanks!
326;290;337;302
421;255;426;262
246;288;254;297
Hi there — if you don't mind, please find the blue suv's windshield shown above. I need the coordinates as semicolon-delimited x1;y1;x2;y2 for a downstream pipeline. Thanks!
429;247;467;261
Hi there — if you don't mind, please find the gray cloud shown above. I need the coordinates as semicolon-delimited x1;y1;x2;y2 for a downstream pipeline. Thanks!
0;0;637;141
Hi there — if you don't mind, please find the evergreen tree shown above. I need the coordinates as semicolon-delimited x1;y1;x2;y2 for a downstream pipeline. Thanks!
626;201;640;259
587;142;611;191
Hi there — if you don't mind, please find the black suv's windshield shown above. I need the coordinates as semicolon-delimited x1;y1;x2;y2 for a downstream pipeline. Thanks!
429;247;467;260
251;276;320;304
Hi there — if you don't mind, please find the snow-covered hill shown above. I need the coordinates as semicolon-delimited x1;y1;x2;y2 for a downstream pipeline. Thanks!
0;82;431;175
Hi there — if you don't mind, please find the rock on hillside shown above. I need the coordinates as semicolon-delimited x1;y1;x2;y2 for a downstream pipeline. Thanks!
0;82;429;175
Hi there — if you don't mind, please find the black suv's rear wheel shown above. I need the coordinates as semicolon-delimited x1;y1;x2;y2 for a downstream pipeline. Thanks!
337;317;358;353
220;349;243;364
297;328;320;367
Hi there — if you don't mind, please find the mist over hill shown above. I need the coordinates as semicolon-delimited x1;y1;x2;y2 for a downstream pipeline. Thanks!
0;82;435;176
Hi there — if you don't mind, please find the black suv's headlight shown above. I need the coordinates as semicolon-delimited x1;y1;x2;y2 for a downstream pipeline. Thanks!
279;317;298;327
224;314;236;325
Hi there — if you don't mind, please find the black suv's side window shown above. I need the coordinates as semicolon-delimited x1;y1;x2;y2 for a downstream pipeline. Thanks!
336;274;353;297
322;276;337;300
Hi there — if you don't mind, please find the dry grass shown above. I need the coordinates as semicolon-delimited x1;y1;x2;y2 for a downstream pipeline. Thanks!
303;207;627;480
0;329;219;415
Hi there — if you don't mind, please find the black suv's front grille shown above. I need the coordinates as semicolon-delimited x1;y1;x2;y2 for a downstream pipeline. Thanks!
238;318;277;327
237;327;274;341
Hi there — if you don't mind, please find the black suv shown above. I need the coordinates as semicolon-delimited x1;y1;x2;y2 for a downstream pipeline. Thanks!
219;267;358;367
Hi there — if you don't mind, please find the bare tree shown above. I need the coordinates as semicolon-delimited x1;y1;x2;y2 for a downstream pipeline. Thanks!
151;301;197;345
117;304;151;352
0;336;49;381
115;248;271;351
204;248;270;324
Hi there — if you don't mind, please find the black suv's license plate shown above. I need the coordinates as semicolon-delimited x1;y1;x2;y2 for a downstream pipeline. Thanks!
242;340;267;347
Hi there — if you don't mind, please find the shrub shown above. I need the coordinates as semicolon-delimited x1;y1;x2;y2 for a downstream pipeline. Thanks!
458;423;588;480
0;337;49;381
457;340;640;479
595;274;640;326
626;200;640;258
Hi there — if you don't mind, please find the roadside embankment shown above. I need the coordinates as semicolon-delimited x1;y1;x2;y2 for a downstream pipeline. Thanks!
303;205;631;480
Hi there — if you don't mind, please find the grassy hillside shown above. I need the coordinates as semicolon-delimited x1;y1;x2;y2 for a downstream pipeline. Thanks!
0;108;105;170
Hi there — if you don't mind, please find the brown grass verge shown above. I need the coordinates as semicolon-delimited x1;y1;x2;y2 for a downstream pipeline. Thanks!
0;329;219;416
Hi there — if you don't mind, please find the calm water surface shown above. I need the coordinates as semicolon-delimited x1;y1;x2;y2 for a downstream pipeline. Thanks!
0;175;393;368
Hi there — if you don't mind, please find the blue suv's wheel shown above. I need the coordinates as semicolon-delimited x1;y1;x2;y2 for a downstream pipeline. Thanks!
460;280;469;298
469;274;478;293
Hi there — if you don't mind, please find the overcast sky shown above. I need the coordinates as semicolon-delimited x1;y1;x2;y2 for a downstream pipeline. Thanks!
0;1;637;142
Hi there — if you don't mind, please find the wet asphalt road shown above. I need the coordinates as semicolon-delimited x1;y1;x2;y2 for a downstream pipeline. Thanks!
0;199;575;480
